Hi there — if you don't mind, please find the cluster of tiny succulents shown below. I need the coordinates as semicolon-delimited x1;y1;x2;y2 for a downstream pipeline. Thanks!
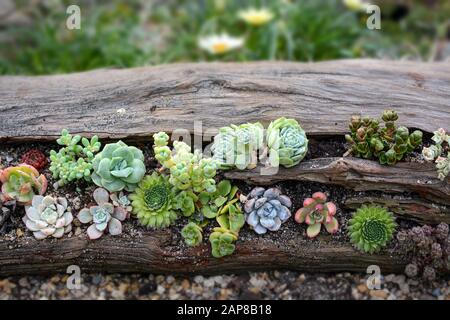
422;128;450;181
397;223;450;282
78;188;127;239
91;140;146;192
153;132;218;194
0;164;47;205
211;122;264;170
21;149;48;172
24;195;73;239
241;187;291;235
348;205;396;253
345;110;423;165
266;117;308;168
130;172;177;229
49;129;101;187
294;192;338;238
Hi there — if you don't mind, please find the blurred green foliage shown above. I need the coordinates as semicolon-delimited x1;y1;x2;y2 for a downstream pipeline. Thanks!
0;0;448;75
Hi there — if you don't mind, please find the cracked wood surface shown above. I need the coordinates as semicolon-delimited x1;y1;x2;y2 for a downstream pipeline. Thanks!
0;229;406;276
1;60;450;142
224;157;450;206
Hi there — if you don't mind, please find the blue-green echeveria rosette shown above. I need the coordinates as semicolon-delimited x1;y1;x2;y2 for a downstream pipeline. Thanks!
267;117;308;168
241;187;292;235
91;141;146;192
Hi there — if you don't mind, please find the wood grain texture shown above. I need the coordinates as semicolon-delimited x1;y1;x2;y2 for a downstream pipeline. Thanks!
0;229;406;276
1;59;450;142
224;157;450;205
343;197;450;225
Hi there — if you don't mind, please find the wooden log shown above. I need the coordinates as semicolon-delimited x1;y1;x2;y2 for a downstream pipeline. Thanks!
0;228;407;276
224;157;450;205
1;60;450;142
343;197;450;225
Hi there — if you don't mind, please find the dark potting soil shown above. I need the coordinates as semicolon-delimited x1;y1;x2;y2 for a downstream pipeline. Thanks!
0;136;428;259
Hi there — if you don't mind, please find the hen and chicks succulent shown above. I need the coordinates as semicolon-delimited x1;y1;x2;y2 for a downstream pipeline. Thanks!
345;110;422;165
348;205;396;253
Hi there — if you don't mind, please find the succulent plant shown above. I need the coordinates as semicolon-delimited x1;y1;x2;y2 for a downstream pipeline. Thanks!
129;172;177;229
209;227;238;258
91;141;146;192
49;129;101;187
181;222;203;247
348;205;396;253
173;190;197;217
241;187;291;234
110;191;132;219
153;131;219;195
397;223;450;282
78;188;127;239
21;149;48;171
422;128;449;181
294;192;338;238
0;164;47;205
345;110;423;165
436;155;450;181
211;122;264;170
266;117;308;168
23;195;73;240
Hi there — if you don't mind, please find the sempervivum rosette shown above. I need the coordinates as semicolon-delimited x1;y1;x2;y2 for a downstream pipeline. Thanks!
241;187;291;234
266;117;308;168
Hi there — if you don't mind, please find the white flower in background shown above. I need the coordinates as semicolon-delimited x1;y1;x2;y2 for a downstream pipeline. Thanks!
238;8;274;26
343;0;370;11
198;34;244;55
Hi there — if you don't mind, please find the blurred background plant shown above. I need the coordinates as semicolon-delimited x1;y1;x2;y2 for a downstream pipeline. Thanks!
0;0;449;75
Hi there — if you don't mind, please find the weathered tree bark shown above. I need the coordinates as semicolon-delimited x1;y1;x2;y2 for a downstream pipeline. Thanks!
0;228;407;276
224;157;450;206
0;60;449;276
343;197;450;225
1;60;450;142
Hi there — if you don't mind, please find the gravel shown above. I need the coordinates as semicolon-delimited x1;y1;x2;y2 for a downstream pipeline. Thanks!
1;272;450;300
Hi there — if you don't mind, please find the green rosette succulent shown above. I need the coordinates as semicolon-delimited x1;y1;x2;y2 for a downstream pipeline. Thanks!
181;222;203;247
129;172;177;228
211;122;264;170
91;141;146;192
267;117;308;168
348;205;396;254
173;190;197;217
209;227;238;258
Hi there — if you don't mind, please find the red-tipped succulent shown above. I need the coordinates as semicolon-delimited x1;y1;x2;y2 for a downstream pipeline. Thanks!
0;164;47;205
294;192;338;238
21;149;48;172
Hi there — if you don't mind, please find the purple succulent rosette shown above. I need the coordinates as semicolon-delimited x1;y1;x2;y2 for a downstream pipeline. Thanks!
241;187;292;234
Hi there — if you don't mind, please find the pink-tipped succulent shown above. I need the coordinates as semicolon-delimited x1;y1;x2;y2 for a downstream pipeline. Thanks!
77;188;128;240
0;164;47;205
294;192;338;238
